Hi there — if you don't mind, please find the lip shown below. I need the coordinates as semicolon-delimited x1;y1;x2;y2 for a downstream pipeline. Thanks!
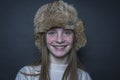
52;45;67;51
52;45;67;47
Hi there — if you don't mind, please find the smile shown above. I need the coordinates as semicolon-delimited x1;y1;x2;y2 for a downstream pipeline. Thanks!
52;45;67;50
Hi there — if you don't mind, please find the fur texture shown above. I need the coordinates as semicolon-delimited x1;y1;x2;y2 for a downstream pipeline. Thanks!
34;0;87;51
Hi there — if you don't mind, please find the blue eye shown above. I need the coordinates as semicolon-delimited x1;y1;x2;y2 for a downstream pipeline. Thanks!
47;31;56;35
64;31;72;35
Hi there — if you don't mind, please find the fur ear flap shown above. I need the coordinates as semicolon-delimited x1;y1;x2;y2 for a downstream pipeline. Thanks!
74;20;87;50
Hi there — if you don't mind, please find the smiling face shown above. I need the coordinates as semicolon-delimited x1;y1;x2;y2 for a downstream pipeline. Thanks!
46;28;74;59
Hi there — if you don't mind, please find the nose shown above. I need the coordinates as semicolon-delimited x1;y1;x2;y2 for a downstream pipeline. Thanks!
56;33;65;44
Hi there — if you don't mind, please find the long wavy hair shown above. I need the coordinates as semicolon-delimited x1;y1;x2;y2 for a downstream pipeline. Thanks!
32;31;85;80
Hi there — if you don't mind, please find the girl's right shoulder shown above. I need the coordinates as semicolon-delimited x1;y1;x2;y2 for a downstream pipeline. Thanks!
19;65;41;74
15;65;41;80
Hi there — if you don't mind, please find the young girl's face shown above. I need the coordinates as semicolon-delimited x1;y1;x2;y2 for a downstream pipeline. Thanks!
46;28;74;58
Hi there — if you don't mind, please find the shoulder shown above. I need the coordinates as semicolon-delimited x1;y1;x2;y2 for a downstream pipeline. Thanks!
77;68;92;80
15;65;41;80
19;65;41;74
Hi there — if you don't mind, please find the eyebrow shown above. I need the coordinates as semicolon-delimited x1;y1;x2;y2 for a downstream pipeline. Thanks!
47;29;56;32
47;27;58;31
47;27;74;32
64;29;73;31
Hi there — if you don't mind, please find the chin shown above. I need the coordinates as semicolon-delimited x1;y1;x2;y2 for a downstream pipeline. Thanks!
52;50;69;58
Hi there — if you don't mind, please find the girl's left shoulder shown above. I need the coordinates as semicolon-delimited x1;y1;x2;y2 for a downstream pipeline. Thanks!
77;68;92;80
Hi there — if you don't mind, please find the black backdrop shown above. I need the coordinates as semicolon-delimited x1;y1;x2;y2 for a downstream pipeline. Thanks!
0;0;120;80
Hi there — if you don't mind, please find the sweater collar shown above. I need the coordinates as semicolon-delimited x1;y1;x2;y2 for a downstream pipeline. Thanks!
49;63;68;70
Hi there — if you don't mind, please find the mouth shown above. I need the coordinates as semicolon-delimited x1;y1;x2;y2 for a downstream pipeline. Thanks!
52;45;67;50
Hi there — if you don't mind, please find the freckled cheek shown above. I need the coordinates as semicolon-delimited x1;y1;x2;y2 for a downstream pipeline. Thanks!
46;36;55;44
65;37;73;43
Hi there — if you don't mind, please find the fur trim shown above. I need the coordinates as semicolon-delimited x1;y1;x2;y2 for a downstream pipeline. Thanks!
34;0;87;51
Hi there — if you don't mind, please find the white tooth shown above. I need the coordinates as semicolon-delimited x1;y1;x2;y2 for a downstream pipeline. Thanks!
58;47;63;48
55;46;64;48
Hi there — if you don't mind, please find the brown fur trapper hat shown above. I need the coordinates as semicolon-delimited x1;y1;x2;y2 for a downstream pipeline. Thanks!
34;0;87;51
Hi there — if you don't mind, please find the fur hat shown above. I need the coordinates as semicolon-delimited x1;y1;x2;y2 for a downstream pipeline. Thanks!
34;0;87;51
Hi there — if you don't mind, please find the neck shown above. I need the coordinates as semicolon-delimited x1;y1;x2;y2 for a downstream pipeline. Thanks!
49;54;68;64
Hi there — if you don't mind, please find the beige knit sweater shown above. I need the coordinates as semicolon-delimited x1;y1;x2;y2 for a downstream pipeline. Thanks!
15;64;92;80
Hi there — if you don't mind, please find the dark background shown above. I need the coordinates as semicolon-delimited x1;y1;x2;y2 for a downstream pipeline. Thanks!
0;0;120;80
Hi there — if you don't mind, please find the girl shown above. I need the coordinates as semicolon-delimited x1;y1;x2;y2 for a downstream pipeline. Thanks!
15;0;92;80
